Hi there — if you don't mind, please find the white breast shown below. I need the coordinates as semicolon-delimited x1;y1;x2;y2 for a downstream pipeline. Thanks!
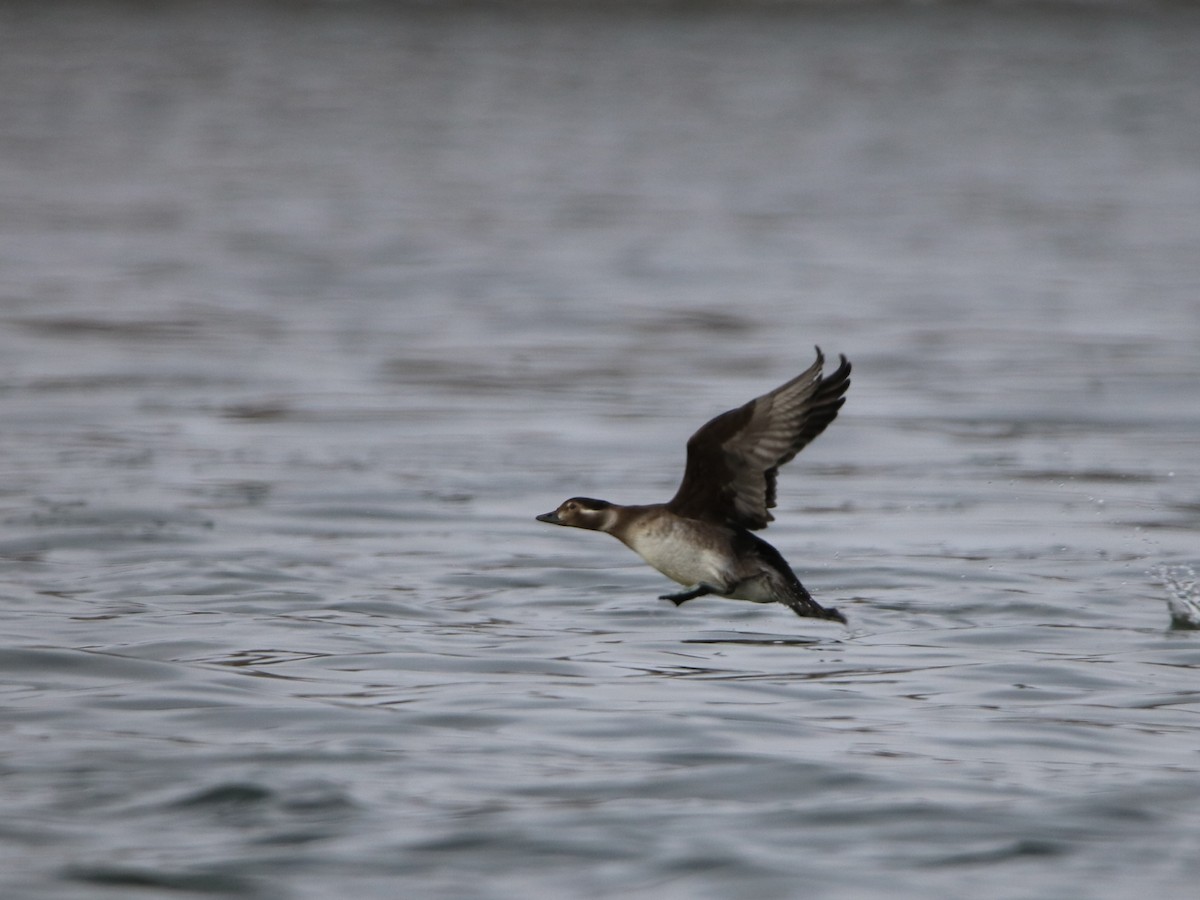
619;518;732;587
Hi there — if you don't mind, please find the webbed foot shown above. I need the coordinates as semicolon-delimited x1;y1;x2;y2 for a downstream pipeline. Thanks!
659;583;720;606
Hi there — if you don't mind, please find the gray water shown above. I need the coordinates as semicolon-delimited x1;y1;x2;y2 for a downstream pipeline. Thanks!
3;2;1200;898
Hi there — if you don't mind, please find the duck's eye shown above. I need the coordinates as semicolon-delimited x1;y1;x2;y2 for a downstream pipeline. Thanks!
566;502;577;511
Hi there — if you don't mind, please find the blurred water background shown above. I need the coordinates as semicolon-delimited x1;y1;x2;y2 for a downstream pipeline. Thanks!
2;1;1199;898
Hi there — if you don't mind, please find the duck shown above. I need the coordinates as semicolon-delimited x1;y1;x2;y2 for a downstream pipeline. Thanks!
537;347;850;623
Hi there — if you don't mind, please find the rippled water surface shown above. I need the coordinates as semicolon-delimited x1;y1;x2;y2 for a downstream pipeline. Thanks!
3;2;1200;898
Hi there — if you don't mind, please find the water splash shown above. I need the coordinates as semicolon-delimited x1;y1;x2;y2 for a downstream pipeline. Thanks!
1155;565;1200;630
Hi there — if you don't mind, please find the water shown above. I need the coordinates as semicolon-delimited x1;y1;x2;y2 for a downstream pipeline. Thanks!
2;2;1200;898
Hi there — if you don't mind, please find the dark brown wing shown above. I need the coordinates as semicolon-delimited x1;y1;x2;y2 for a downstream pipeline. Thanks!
666;348;851;530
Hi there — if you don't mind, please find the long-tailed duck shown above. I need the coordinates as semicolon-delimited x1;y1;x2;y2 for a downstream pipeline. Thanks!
537;348;850;623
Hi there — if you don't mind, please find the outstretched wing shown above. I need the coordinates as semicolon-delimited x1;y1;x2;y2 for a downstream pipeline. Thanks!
666;348;851;530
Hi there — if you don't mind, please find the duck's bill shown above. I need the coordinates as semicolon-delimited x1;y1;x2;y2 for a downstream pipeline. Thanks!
536;511;561;524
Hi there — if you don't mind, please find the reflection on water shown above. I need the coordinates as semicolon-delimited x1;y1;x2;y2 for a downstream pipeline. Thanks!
2;2;1200;898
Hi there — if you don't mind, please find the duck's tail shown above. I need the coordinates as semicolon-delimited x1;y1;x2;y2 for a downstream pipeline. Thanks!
780;581;847;624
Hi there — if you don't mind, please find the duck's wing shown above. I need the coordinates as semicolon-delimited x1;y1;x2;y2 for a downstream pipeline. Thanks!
666;348;851;531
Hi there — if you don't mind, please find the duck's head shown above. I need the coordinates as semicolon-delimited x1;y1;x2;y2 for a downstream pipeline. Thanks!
536;497;616;532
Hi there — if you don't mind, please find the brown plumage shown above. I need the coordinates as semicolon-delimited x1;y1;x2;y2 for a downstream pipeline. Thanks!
667;348;851;530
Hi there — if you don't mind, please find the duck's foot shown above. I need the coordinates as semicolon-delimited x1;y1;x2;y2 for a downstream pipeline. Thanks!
659;583;720;606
